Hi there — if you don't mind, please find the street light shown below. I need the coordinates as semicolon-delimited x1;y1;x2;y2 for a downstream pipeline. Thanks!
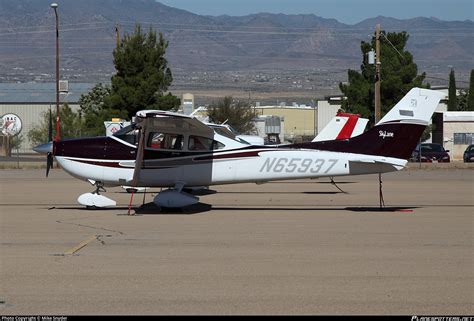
51;3;60;141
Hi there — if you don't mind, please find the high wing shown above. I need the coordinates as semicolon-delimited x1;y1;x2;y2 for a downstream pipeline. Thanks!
135;110;215;138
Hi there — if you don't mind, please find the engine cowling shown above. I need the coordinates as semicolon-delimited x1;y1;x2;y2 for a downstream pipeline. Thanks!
153;189;199;208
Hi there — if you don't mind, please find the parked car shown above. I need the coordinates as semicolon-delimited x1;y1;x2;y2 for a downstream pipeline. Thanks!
463;144;474;162
411;143;450;162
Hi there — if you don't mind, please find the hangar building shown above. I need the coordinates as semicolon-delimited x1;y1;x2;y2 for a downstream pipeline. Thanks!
0;83;94;152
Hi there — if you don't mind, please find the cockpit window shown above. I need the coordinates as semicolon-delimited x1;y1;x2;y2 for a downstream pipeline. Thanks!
188;135;225;151
148;132;184;150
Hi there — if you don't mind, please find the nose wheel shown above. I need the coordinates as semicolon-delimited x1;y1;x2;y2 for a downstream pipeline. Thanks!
77;180;116;208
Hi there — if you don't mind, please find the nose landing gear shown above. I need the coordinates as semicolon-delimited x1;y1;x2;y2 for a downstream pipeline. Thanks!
77;180;117;208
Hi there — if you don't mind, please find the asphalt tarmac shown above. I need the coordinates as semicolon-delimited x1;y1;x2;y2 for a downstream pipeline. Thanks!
1;168;473;315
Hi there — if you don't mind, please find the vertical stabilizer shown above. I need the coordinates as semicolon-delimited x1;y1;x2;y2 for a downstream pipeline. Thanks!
377;88;445;126
292;88;444;160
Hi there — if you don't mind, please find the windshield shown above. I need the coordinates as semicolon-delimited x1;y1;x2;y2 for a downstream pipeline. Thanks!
113;125;139;145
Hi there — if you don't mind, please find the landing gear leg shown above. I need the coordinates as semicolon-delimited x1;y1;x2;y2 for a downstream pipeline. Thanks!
93;181;106;195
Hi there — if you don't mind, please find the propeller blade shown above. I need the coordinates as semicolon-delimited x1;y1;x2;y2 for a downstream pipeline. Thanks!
46;108;53;177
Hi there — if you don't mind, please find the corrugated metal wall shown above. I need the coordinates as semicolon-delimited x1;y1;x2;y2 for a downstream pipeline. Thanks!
255;107;316;140
0;103;80;152
317;100;340;135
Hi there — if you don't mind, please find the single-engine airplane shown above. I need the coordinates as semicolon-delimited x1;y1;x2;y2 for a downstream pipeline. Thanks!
35;88;443;209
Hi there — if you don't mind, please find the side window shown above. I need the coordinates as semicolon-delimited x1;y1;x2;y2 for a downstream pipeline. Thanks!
213;140;226;150
188;136;225;151
148;132;183;150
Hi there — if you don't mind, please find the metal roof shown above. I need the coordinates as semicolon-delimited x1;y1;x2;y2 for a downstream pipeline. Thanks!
441;111;474;122
0;82;98;104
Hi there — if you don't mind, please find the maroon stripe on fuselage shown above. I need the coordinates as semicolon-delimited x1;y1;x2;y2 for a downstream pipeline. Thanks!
193;150;266;161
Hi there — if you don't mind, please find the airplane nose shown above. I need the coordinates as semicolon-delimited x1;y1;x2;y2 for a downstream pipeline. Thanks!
33;141;53;154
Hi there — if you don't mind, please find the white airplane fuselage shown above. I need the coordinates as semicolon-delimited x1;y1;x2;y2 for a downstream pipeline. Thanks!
56;146;405;188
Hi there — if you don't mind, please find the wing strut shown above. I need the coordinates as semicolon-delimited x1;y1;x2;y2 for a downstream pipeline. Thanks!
127;119;148;215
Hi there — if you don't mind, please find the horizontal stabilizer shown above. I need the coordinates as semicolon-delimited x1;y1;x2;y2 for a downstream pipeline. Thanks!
349;159;406;175
351;159;406;167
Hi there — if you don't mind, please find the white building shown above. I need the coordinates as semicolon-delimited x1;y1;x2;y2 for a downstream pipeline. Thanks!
0;83;95;152
433;111;474;161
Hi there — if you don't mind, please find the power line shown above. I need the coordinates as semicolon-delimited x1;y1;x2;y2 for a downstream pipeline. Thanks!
0;26;113;37
0;20;472;37
381;32;406;61
425;76;470;84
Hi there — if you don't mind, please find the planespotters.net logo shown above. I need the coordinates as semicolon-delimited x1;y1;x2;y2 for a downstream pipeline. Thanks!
412;317;473;321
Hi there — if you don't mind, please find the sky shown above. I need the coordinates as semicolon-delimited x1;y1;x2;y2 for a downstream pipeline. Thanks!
158;0;474;24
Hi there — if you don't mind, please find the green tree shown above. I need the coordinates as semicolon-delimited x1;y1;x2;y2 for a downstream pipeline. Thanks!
106;24;180;118
10;134;23;150
79;83;110;115
468;69;474;111
207;96;257;134
456;89;469;111
448;69;457;111
1;134;23;157
79;83;127;137
420;124;435;142
339;31;427;125
28;103;83;146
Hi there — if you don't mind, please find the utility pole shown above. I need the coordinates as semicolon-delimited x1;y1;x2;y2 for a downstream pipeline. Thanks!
51;3;60;141
115;23;120;48
374;24;381;124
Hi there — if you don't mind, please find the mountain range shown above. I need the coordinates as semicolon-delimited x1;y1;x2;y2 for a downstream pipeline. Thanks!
0;0;472;91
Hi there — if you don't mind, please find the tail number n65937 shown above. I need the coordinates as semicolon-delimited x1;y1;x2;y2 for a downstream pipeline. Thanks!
260;158;338;174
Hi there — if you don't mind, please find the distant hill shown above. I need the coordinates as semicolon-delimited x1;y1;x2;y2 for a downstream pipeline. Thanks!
0;0;472;86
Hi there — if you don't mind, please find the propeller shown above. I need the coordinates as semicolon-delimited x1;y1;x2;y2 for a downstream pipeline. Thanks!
46;108;53;177
32;108;55;177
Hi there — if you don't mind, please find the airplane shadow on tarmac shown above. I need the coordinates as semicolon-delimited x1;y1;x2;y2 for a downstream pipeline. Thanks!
212;206;420;213
48;204;212;215
133;202;212;215
48;204;420;215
